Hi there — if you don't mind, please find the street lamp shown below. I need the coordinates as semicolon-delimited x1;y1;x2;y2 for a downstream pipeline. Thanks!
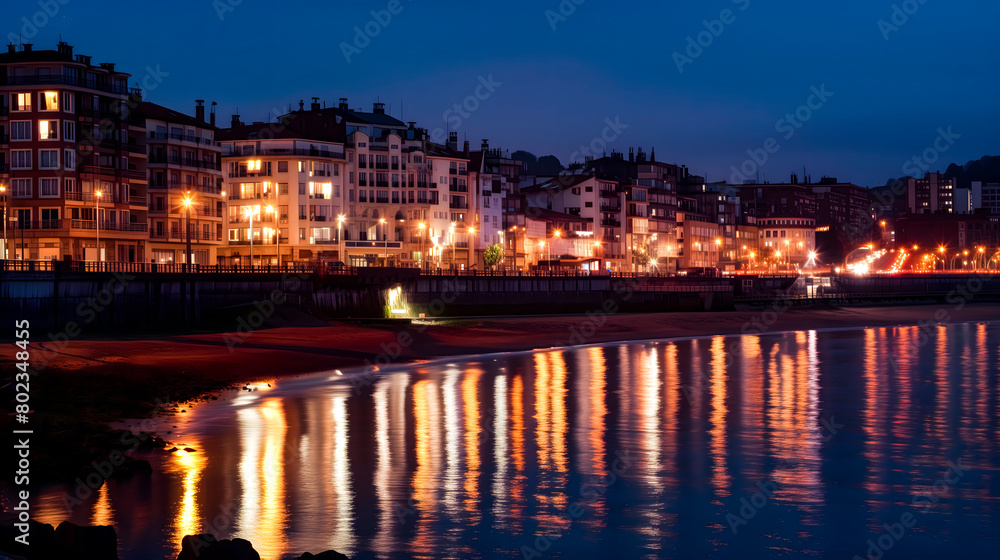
95;190;102;262
0;185;6;261
449;222;456;269
594;240;602;271
181;194;194;270
264;205;279;268
468;226;476;269
338;214;346;266
380;217;387;266
243;205;259;267
417;222;426;270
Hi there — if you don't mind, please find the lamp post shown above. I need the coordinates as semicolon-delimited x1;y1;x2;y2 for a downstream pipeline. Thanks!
182;194;193;271
594;240;602;272
0;185;6;261
468;226;476;269
449;222;456;269
338;214;346;266
95;190;102;262
265;205;278;268
417;222;426;270
380;217;387;266
244;206;258;267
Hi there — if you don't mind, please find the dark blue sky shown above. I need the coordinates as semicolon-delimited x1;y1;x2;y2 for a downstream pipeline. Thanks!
4;0;997;186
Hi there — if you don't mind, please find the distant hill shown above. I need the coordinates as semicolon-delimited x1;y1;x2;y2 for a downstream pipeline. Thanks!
944;155;1000;188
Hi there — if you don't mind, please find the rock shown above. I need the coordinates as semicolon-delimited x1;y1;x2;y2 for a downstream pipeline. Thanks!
0;520;56;559
55;521;118;560
177;534;261;560
295;551;350;560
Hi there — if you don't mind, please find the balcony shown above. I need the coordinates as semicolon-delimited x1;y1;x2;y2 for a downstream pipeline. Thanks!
148;155;220;170
148;132;216;146
81;165;145;180
601;219;622;228
7;75;129;95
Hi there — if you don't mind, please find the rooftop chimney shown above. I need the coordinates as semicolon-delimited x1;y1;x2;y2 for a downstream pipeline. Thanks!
231;114;241;128
464;140;470;157
407;121;416;129
195;100;205;122
100;62;115;73
22;44;32;52
311;97;320;111
210;101;217;127
481;139;489;150
56;41;73;58
373;102;385;115
7;44;14;54
299;100;304;111
339;97;349;110
628;147;634;163
448;132;458;150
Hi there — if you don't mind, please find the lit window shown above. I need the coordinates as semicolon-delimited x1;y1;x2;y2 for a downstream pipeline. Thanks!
39;120;58;140
11;93;31;111
40;91;58;111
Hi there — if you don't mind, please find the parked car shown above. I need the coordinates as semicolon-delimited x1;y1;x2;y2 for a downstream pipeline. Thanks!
326;261;347;270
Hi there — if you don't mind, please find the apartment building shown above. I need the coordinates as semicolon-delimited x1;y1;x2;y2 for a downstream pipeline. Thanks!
140;100;224;264
1;42;147;261
906;172;953;214
757;216;816;268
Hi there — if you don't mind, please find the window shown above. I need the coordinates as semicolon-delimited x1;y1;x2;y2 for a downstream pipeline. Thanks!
11;93;31;111
585;201;593;207
11;150;31;169
299;182;306;195
39;120;58;140
41;208;59;228
39;150;59;169
279;183;288;195
62;92;74;113
40;91;58;111
64;150;76;170
278;161;288;173
63;120;75;141
483;197;490;208
40;178;59;198
12;179;32;198
10;121;31;141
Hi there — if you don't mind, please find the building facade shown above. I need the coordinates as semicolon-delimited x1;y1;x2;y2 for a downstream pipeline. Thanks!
906;172;954;214
1;42;147;261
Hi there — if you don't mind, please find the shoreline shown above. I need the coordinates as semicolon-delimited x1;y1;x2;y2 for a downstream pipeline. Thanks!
4;302;1000;486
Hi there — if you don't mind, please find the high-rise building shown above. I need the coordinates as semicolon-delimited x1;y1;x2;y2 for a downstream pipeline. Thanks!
1;42;147;261
906;172;953;214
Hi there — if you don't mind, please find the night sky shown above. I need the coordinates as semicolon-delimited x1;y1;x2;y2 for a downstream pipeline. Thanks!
3;0;997;186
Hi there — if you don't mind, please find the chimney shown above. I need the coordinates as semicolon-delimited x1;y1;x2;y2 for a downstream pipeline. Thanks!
22;44;32;52
130;87;142;103
299;100;304;111
373;102;385;114
448;132;458;150
650;147;656;162
481;139;489;150
7;44;14;54
231;114;241;128
339;97;349;110
407;121;416;129
311;97;320;111
57;41;73;58
195;99;205;122
464;140;470;158
210;102;217;127
100;62;115;73
628;147;634;163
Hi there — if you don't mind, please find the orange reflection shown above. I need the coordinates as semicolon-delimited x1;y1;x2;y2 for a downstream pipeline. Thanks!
411;379;442;557
862;328;886;502
462;367;483;521
709;336;729;496
508;373;526;532
91;480;114;527
166;440;206;557
532;351;570;532
234;398;288;559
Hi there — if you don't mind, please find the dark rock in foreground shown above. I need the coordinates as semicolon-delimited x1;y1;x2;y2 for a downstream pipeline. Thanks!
177;534;261;560
0;521;118;560
296;550;351;560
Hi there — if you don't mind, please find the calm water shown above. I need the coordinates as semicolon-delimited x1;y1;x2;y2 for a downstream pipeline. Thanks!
36;322;1000;559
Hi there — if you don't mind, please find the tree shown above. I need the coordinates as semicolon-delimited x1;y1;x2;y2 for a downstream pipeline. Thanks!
536;155;563;176
484;243;503;269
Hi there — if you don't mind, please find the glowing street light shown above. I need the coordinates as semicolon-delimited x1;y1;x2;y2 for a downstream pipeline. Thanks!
243;205;260;266
263;205;280;268
380;217;387;265
449;222;456;269
181;194;194;270
0;184;7;260
338;214;346;266
417;222;426;270
95;190;103;262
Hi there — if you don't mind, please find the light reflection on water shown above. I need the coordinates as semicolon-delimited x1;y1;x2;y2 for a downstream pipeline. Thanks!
34;323;1000;559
